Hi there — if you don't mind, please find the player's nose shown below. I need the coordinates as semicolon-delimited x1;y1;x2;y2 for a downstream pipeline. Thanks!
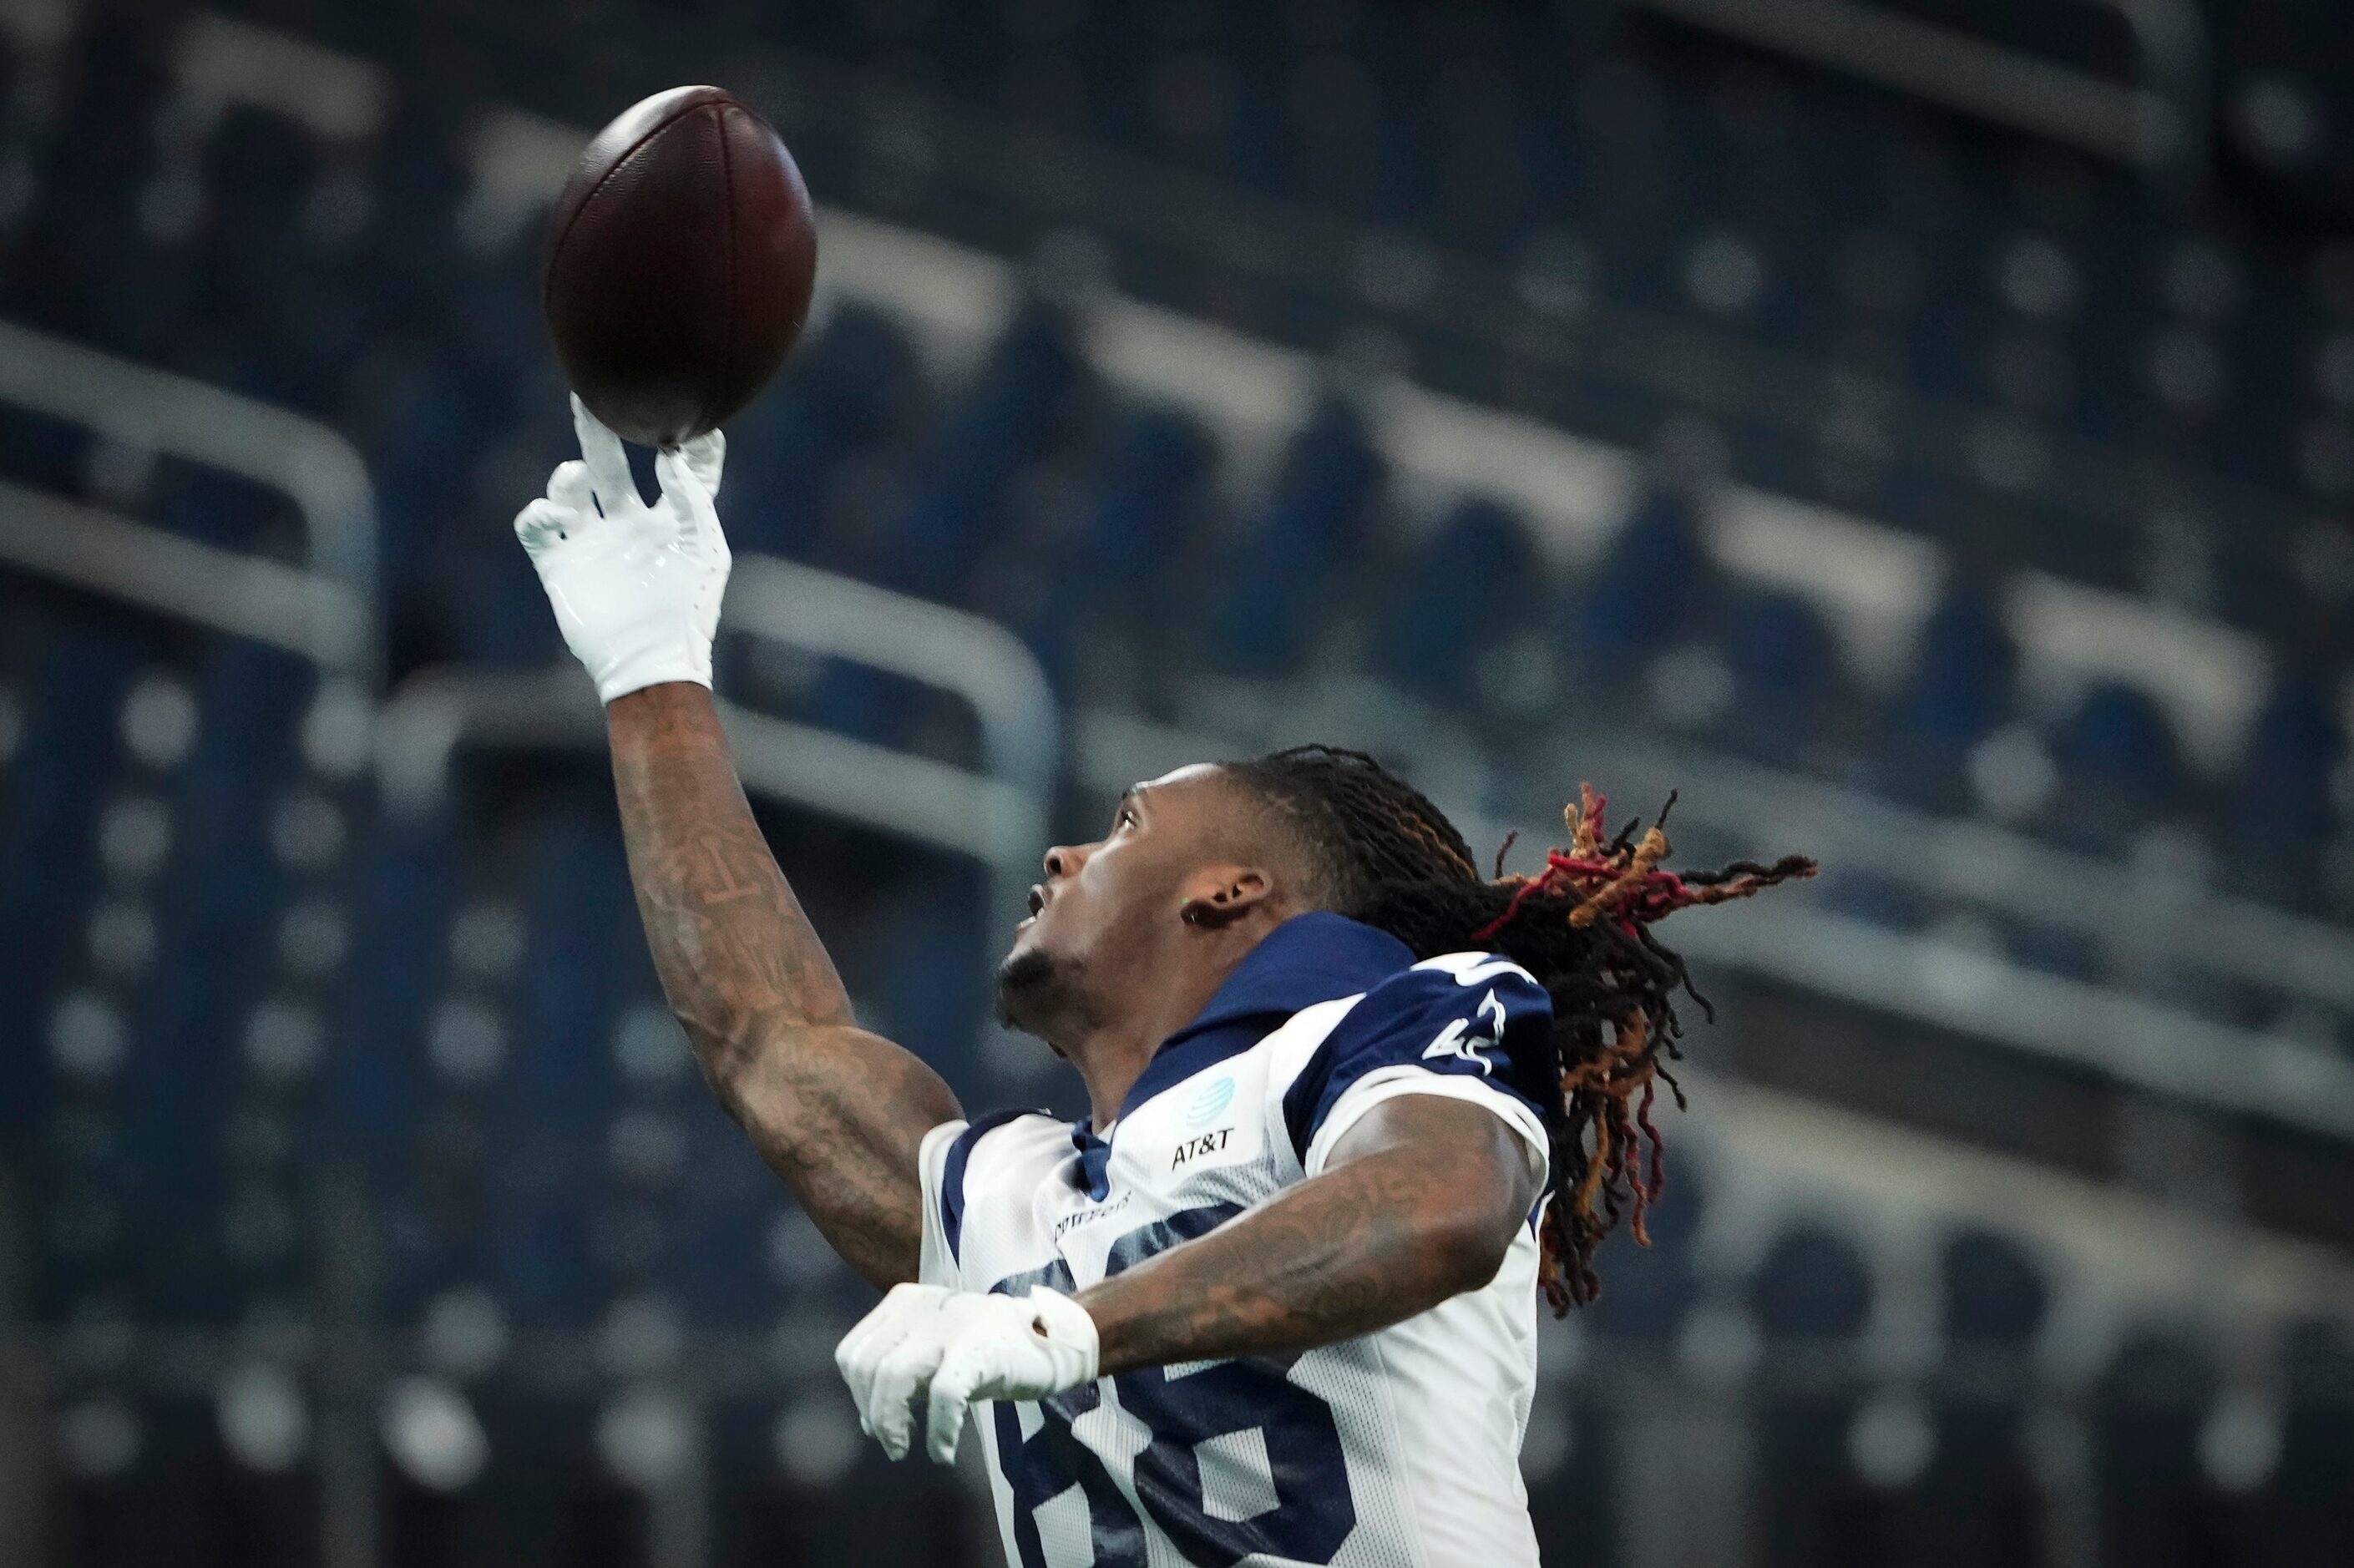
1042;842;1085;881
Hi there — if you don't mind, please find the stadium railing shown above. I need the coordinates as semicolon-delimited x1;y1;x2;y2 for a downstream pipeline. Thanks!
1623;0;2210;193
1076;697;2354;1146
0;320;378;680
0;319;387;1567
372;550;1060;1077
0;315;1059;1568
408;0;2307;583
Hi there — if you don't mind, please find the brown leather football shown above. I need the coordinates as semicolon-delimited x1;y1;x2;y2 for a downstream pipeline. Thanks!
542;85;817;447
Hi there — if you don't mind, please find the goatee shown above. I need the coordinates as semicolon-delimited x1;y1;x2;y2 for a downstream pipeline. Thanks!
995;946;1097;1039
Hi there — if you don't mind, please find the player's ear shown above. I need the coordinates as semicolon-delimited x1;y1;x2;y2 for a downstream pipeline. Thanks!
1177;867;1270;929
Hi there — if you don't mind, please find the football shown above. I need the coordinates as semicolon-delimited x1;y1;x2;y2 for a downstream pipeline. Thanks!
542;84;818;448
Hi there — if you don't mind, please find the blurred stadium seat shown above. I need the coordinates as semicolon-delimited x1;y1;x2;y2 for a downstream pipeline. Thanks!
0;3;2349;1566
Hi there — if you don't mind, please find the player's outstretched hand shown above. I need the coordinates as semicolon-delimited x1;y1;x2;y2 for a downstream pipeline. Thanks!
836;1282;1100;1464
514;395;730;705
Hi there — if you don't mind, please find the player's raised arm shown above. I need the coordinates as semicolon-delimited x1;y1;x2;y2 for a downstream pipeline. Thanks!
517;398;962;1288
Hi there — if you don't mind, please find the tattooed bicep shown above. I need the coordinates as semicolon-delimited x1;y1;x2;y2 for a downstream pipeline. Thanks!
721;1023;962;1287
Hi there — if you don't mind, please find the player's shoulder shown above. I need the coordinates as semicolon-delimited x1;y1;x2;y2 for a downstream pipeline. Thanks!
1358;948;1552;1019
1267;947;1552;1159
939;1107;1070;1176
1259;949;1550;1083
924;1109;1071;1272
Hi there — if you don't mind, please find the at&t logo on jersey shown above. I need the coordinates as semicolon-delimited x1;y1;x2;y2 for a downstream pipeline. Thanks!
1171;1075;1238;1171
1183;1075;1236;1127
1170;1125;1233;1170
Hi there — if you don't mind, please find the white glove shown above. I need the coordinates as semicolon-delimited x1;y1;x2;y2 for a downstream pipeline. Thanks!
834;1282;1100;1464
514;396;731;704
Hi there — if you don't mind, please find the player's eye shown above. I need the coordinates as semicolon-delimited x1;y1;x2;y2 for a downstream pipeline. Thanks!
1114;805;1139;832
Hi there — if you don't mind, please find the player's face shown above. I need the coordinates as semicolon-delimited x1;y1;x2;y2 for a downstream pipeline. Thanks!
996;764;1238;1036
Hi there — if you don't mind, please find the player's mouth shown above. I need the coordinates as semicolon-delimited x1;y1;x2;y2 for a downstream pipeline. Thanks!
1018;883;1049;929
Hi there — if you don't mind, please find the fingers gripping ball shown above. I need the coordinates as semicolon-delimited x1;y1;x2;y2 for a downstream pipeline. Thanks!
515;397;732;704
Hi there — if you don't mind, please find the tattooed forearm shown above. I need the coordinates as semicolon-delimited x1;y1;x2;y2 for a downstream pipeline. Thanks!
605;684;962;1287
609;684;851;1050
1077;1096;1536;1375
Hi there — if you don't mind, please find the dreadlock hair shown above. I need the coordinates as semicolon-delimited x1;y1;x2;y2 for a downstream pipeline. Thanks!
1223;745;1816;1315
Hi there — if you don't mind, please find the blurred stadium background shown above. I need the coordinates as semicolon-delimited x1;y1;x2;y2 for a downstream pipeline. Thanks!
2;0;2351;1564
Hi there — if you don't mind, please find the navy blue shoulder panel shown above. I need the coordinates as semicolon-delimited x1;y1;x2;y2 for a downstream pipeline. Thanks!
1278;956;1552;1161
940;1108;1045;1265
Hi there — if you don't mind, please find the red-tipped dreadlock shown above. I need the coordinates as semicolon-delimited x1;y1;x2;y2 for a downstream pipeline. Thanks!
1224;748;1816;1314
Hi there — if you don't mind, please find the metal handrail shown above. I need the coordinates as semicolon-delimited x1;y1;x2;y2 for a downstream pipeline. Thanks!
373;667;1036;866
2100;0;2212;193
0;320;379;681
1572;738;2354;1014
725;554;1057;844
1670;904;2354;1142
1627;0;2153;164
374;553;1058;954
0;480;368;671
1625;0;2211;192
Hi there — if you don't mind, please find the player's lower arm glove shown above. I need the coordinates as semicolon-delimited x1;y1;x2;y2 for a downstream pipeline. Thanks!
835;1282;1100;1464
514;396;731;704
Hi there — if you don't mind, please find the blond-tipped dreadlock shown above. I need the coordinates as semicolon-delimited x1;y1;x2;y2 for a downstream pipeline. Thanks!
1224;747;1815;1314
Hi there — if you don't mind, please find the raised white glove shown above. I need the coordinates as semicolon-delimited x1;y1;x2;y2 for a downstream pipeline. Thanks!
514;396;731;704
834;1281;1100;1464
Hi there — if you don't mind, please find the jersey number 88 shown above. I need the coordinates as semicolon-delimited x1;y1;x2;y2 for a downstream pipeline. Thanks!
989;1205;1356;1568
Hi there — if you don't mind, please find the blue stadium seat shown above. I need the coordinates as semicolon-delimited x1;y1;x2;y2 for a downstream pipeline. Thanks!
0;620;148;1119
663;1116;792;1328
2043;682;2195;854
1820;870;1934;933
1749;1222;1875;1340
330;815;453;1172
1748;1222;1879;1568
506;793;638;1136
2001;913;2104;984
196;107;321;266
1206;398;1383;676
1369;495;1541;708
1557;490;1714;679
2093;1334;2224;1568
1900;1227;2048;1568
878;308;1081;605
1717;589;1850;767
1881;585;2016;810
448;530;566;672
119;641;313;1320
2225;672;2344;909
863;883;991;1105
0;402;90;495
458;789;651;1328
1;18;166;347
1066;406;1212;603
721;305;924;562
369;359;506;625
1940;1227;2048;1345
366;95;473;286
1005;405;1216;693
2271;1318;2354;1566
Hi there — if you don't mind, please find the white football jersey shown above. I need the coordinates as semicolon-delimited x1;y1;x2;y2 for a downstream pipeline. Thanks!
918;912;1555;1568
